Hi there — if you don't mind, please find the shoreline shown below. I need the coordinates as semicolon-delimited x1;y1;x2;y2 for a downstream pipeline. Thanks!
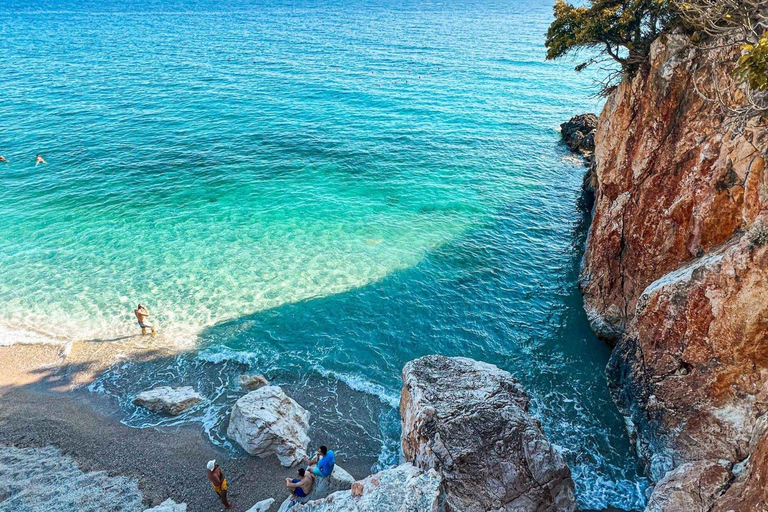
0;343;373;511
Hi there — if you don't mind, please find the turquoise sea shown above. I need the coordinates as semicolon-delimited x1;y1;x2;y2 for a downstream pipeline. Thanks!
0;0;647;508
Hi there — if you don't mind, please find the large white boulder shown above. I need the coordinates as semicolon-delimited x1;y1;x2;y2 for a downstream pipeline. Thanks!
143;499;187;511
132;386;203;416
227;385;310;467
401;355;576;512
290;464;443;511
277;465;355;512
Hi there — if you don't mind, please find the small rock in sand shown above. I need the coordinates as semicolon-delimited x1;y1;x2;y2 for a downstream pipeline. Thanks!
132;386;203;416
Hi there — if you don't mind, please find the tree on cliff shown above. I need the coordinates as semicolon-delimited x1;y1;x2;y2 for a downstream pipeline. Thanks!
545;0;678;87
677;0;768;124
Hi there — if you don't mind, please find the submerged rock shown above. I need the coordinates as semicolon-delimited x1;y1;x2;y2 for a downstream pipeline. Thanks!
290;463;443;512
144;498;188;512
401;355;576;512
227;385;310;467
238;373;270;390
132;386;203;416
276;465;355;511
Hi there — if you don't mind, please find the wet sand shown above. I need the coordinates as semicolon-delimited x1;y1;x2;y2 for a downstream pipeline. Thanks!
0;343;372;512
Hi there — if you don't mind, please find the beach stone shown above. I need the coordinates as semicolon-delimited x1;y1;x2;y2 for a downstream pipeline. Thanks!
132;386;203;416
144;498;188;512
288;463;443;512
277;465;355;511
227;385;310;467
246;497;276;512
401;355;576;512
238;373;270;390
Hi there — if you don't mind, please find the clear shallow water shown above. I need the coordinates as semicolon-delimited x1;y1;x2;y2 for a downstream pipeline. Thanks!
1;0;647;508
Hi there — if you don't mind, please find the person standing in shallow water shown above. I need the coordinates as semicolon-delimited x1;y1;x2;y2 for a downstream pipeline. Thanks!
206;460;234;509
134;304;156;335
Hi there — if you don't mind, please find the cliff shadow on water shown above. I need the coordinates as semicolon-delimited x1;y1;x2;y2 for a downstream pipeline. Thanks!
89;160;650;511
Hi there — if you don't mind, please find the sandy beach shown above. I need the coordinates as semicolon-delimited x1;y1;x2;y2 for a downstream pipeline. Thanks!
0;343;372;512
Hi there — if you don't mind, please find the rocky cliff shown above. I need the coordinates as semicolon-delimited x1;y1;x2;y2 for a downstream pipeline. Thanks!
401;355;576;512
285;355;575;512
581;32;767;509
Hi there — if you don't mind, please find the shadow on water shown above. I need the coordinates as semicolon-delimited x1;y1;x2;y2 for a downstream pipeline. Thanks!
91;174;648;510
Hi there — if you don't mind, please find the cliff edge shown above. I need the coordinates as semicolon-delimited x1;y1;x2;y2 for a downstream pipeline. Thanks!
581;32;767;509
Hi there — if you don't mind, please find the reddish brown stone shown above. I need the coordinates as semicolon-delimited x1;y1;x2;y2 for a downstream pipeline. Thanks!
583;34;766;340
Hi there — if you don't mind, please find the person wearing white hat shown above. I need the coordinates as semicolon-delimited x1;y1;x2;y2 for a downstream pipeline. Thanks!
206;459;234;509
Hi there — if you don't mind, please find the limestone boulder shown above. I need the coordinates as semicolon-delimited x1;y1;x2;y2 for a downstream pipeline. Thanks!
227;386;310;467
143;499;187;512
276;465;355;512
401;355;576;512
132;386;203;416
238;374;270;390
290;463;443;512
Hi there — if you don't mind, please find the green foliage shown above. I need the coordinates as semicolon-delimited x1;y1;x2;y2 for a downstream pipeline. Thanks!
545;0;679;75
735;33;768;91
748;223;768;248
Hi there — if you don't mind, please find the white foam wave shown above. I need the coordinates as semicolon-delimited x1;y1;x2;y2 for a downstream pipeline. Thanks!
0;322;68;346
314;367;400;408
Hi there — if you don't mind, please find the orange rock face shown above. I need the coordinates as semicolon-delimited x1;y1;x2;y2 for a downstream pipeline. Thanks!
582;33;766;340
583;31;768;507
608;237;768;479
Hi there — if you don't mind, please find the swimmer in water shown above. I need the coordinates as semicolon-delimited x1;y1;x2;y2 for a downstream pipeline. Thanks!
134;304;157;335
35;154;46;166
0;155;7;162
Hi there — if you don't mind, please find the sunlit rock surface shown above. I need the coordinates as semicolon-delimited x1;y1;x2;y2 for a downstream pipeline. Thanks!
400;355;576;512
227;385;310;467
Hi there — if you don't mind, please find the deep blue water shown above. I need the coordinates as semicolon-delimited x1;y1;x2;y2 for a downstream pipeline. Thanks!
0;0;646;508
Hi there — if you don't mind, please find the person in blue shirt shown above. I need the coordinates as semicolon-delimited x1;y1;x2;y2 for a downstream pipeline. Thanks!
304;445;335;477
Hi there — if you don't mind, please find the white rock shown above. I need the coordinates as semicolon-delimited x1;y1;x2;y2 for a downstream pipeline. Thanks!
132;386;203;416
246;497;275;512
238;373;270;390
290;463;443;511
277;465;355;512
227;385;310;467
143;498;187;512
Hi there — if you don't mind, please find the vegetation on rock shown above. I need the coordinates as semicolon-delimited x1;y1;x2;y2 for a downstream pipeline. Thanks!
545;0;679;91
748;224;768;248
547;0;768;109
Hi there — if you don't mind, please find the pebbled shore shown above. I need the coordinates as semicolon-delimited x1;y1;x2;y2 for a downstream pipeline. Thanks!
0;344;370;512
